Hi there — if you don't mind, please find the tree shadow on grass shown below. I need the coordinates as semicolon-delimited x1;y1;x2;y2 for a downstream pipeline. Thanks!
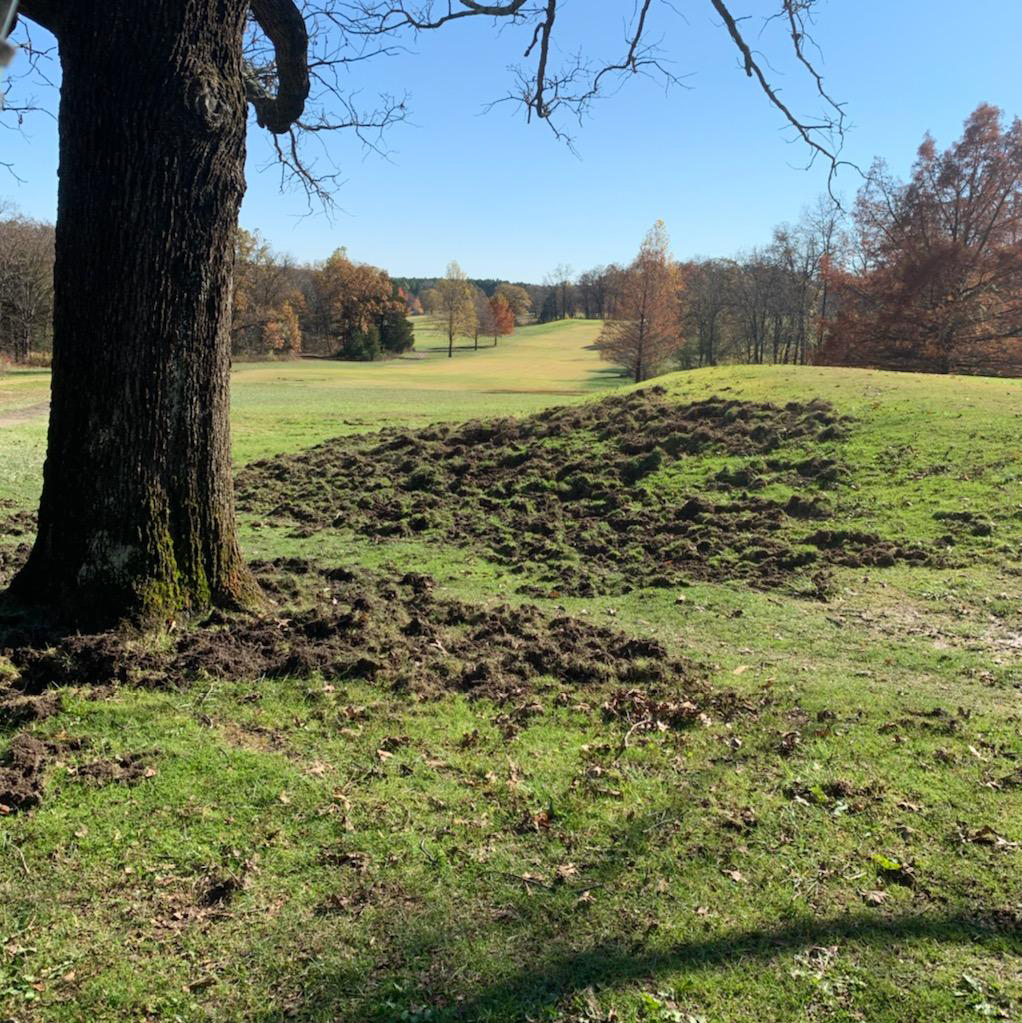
272;905;1019;1022
587;365;631;390
262;791;1020;1022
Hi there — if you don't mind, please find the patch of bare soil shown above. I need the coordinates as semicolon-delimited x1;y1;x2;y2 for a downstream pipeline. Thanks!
0;732;86;814
6;562;708;707
236;388;931;596
0;501;35;587
2;560;730;813
68;751;157;786
0;690;60;728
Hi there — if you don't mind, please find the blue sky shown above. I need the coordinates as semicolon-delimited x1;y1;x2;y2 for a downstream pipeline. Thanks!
3;1;1021;280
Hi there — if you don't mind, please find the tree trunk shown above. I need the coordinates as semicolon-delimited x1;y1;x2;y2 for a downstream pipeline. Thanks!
10;2;260;625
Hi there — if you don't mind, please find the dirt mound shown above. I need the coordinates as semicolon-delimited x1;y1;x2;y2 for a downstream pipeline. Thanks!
7;562;706;708
237;388;929;595
0;690;60;727
0;503;36;539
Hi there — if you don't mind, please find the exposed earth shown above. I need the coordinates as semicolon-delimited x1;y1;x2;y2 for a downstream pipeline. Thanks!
237;388;933;597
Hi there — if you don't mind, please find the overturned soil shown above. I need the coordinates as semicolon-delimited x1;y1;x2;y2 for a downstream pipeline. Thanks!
1;560;726;812
237;388;931;596
0;732;87;814
6;561;707;707
0;501;35;587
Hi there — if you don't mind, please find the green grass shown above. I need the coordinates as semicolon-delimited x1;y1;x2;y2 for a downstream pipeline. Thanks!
2;348;1022;1022
230;318;620;462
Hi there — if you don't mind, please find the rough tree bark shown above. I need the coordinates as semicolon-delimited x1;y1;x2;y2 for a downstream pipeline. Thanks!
10;2;262;623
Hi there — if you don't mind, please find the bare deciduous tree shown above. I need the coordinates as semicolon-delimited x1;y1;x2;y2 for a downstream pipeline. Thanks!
0;211;54;363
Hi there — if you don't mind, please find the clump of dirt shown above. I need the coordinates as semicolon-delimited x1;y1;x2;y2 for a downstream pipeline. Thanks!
0;732;86;814
0;689;60;727
0;502;36;588
12;633;158;695
0;504;36;539
236;388;930;595
933;509;995;538
0;733;50;812
7;562;708;709
70;751;156;787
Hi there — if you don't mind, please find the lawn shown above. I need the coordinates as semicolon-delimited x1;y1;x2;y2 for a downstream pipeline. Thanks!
1;342;1021;1022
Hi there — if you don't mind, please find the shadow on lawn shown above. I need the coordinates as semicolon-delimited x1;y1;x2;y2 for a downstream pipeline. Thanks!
272;905;1019;1022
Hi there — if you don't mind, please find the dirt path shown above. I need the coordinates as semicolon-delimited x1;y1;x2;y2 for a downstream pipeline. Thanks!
0;401;49;429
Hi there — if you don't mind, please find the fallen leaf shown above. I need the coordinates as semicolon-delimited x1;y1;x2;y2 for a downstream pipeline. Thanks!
860;889;888;906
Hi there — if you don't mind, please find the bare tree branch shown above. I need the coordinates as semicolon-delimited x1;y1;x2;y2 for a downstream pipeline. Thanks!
708;0;851;192
8;0;853;203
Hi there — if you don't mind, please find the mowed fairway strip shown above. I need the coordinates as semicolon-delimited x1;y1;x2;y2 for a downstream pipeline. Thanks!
229;318;615;463
0;319;611;505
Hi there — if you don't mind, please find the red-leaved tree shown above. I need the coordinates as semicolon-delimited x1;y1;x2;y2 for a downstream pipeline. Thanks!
822;104;1022;374
596;221;684;382
489;295;515;345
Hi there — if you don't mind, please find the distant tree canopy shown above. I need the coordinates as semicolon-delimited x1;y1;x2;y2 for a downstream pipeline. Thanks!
494;284;533;324
232;229;304;357
489;294;516;342
229;240;416;361
819;104;1022;376
0;210;54;363
394;276;532;303
537;289;560;324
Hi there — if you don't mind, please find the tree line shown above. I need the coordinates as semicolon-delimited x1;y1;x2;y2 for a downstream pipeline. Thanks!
565;104;1022;382
233;240;535;360
0;219;545;365
8;103;1017;381
232;233;415;360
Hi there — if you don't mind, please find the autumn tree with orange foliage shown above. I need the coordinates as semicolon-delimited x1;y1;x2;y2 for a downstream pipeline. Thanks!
596;221;684;382
490;294;515;345
232;229;304;356
315;249;398;352
822;104;1022;374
